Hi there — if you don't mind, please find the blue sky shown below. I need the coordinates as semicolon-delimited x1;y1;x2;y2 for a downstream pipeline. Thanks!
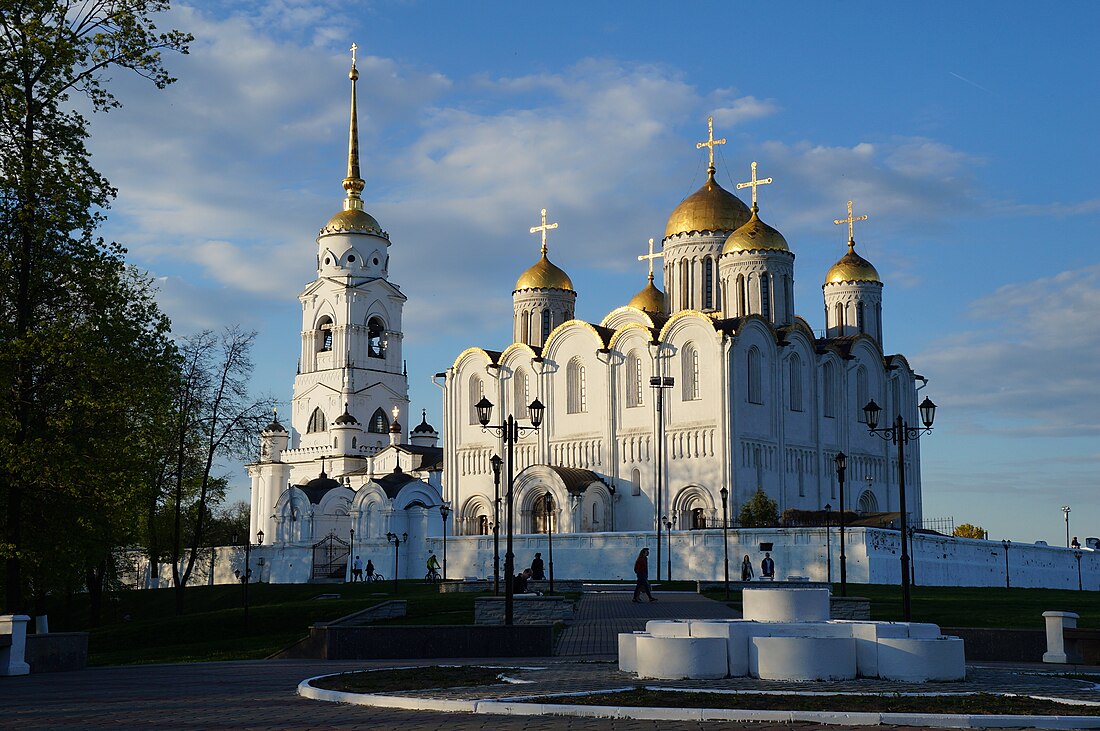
89;1;1099;546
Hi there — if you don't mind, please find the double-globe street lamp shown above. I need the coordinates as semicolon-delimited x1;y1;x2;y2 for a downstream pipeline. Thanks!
491;454;503;595
439;501;452;580
385;531;408;594
862;396;937;622
476;395;545;626
232;530;264;634
834;451;848;596
649;375;674;582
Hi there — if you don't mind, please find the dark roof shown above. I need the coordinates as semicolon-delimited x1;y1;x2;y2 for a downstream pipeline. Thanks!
375;468;419;499
263;418;287;433
334;406;359;425
413;414;436;434
296;475;344;504
547;466;605;495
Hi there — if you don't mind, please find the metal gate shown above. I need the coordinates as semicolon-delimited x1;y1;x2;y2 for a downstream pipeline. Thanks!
311;532;350;580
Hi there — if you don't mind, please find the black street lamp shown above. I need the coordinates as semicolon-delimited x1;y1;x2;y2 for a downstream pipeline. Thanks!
386;531;408;594
650;374;674;582
1075;549;1083;591
1062;505;1072;548
824;503;832;585
490;454;503;595
1001;539;1011;588
663;516;673;582
476;395;545;626
232;530;264;634
544;491;555;595
835;452;848;596
720;486;730;600
439;501;451;581
862;395;936;622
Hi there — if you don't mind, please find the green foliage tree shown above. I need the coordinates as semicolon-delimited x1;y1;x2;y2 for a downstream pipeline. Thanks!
738;488;779;528
0;1;190;613
953;523;987;540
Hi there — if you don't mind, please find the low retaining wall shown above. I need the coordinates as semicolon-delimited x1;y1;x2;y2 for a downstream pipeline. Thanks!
274;624;554;660
25;632;88;673
474;596;575;625
941;627;1046;662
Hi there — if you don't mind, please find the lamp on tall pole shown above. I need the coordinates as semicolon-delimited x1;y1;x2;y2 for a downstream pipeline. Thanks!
385;531;407;594
834;452;848;596
476;395;545;626
439;501;451;581
1075;549;1083;591
824;503;832;584
663;516;673;582
720;486;730;600
544;491;555;595
862;396;936;622
650;374;674;581
1062;505;1072;548
232;530;264;634
1001;539;1011;588
490;454;503;595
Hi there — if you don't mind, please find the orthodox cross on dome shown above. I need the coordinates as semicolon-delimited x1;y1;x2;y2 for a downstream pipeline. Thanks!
833;199;869;246
637;237;663;281
529;207;559;256
695;116;727;170
350;42;358;67
736;161;772;210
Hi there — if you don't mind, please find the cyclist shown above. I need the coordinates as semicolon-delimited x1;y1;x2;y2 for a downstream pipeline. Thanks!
365;559;375;582
426;553;441;582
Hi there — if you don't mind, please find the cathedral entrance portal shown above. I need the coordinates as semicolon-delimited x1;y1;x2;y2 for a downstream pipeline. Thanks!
311;532;350;580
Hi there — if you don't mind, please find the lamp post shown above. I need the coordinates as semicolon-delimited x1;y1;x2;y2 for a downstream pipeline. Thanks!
1001;539;1011;588
490;454;503;595
232;530;264;634
1062;505;1072;548
544;491;555;595
476;395;545;626
385;531;407;594
824;503;832;585
650;374;674;581
862;396;936;622
439;501;451;581
720;486;730;600
663;516;673;582
835;452;848;596
1075;549;1083;591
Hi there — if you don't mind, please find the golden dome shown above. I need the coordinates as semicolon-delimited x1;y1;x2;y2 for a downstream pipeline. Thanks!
825;241;880;284
515;253;574;292
722;208;789;254
665;167;752;239
628;275;664;314
320;208;387;238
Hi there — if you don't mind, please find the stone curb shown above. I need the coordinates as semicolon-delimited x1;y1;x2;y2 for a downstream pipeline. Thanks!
297;675;1100;728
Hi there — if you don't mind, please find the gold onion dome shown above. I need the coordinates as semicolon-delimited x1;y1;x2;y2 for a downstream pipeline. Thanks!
321;208;386;237
664;166;752;239
826;241;881;284
628;275;664;314
722;207;789;254
515;253;574;292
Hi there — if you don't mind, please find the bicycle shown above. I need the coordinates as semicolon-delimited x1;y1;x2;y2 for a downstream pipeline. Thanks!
424;568;440;583
366;573;384;583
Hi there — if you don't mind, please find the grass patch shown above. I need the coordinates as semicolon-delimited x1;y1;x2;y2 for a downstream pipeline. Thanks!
539;689;1100;715
310;665;506;693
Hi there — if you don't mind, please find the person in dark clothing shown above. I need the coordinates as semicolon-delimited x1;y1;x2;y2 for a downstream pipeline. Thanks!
513;568;532;594
365;559;375;582
740;554;754;581
530;552;545;580
761;552;775;580
632;547;656;602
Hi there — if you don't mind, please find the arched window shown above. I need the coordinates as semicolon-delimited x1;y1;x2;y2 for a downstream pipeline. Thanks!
834;302;845;334
626;351;642;408
691;508;706;529
737;274;747;317
469;376;484;425
367;316;386;358
747;348;762;404
351;436;357;449
368;408;389;433
477;515;490;535
567;358;587;413
788;354;803;412
784;274;793;321
317;316;334;352
520;311;530;342
856;366;868;422
680;259;690;309
823;361;836;418
682;343;700;401
703;259;714;310
533;494;556;532
307;407;327;433
541;309;552;343
631;468;641;496
858;489;879;514
857;301;865;333
760;275;771;320
515;369;530;419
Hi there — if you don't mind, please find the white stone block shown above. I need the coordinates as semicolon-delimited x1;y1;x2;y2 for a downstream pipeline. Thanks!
688;620;754;676
635;635;728;680
876;637;966;681
906;622;943;639
742;587;830;622
845;621;910;677
646;619;691;637
750;636;857;680
0;614;30;676
618;632;644;673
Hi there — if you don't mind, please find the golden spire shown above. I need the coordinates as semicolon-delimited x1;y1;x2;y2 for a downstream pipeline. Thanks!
695;115;727;172
736;161;773;211
637;237;663;283
529;207;559;256
342;43;365;212
833;199;869;250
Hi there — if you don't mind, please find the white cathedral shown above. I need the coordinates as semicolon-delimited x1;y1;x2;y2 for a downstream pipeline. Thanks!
246;53;931;582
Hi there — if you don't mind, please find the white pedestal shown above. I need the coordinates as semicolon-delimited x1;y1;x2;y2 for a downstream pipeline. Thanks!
0;614;30;676
1043;610;1082;664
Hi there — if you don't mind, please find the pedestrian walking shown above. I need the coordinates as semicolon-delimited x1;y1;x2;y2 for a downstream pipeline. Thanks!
351;555;363;582
740;554;754;581
632;547;656;602
531;552;545;580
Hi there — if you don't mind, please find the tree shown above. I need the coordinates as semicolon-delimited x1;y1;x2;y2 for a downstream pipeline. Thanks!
953;523;987;540
0;1;190;612
738;488;779;528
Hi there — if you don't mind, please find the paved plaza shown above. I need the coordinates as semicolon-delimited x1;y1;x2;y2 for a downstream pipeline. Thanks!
2;590;1098;730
